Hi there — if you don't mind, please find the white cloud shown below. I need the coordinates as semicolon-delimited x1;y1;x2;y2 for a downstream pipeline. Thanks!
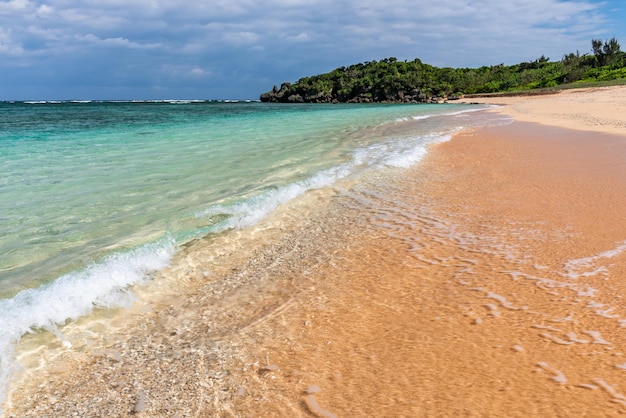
0;0;621;99
76;34;162;50
36;4;54;17
0;27;25;55
1;0;603;60
160;64;211;79
221;31;261;46
188;67;208;77
281;32;311;42
0;0;32;13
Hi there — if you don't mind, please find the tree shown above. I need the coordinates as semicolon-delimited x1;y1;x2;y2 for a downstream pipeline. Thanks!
592;38;603;61
592;37;622;66
260;37;626;103
603;37;622;66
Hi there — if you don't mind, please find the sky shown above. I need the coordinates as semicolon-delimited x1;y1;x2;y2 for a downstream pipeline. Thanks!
0;0;625;100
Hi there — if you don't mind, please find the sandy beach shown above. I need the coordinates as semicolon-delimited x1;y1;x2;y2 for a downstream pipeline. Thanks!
464;86;626;135
5;86;626;417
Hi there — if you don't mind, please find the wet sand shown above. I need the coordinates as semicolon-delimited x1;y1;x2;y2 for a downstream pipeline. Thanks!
5;87;626;417
229;122;626;417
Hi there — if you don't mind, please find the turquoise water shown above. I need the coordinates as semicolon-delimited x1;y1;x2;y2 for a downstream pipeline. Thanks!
0;100;504;406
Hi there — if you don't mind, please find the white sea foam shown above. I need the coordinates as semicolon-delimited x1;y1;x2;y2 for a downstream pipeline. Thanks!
394;106;495;124
378;139;430;168
0;236;175;411
445;106;498;116
358;131;453;169
536;361;568;384
196;162;353;230
196;130;452;230
563;241;626;279
0;102;504;413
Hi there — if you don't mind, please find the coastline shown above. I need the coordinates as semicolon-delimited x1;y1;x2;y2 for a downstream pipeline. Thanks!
5;87;626;416
461;85;626;135
228;120;626;416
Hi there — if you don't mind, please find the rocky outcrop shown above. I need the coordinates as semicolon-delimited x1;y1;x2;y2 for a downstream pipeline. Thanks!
260;83;334;103
260;83;449;104
259;83;292;102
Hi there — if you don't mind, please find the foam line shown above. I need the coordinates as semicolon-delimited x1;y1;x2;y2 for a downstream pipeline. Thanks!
0;236;175;409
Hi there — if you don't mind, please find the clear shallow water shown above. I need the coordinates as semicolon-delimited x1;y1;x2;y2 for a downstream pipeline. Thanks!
0;100;505;407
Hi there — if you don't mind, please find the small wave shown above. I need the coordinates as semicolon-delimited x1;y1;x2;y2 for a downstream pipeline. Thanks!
196;163;353;230
163;100;206;104
396;106;491;124
0;236;175;409
395;115;432;123
196;130;453;230
22;100;62;105
443;106;496;117
127;99;207;104
356;130;454;169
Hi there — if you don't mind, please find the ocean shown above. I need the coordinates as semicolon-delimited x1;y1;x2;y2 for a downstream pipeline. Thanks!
0;100;507;408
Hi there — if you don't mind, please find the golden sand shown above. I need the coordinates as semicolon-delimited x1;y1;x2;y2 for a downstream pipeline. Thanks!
463;85;626;135
228;122;626;416
5;88;626;417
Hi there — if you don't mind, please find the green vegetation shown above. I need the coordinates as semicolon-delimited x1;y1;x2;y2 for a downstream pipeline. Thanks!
260;38;626;103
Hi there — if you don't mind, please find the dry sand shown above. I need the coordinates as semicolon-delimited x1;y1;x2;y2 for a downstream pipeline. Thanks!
5;87;626;417
463;85;626;135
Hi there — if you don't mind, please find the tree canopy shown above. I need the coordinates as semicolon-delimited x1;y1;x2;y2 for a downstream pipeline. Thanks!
260;38;626;103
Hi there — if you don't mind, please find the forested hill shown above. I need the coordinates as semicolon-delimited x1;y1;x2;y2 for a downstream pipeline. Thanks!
260;38;626;103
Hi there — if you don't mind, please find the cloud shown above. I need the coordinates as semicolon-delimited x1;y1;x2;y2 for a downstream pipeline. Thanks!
75;33;162;50
0;0;621;99
281;32;311;42
219;30;261;46
188;67;207;77
0;28;25;55
0;0;31;13
160;64;211;78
